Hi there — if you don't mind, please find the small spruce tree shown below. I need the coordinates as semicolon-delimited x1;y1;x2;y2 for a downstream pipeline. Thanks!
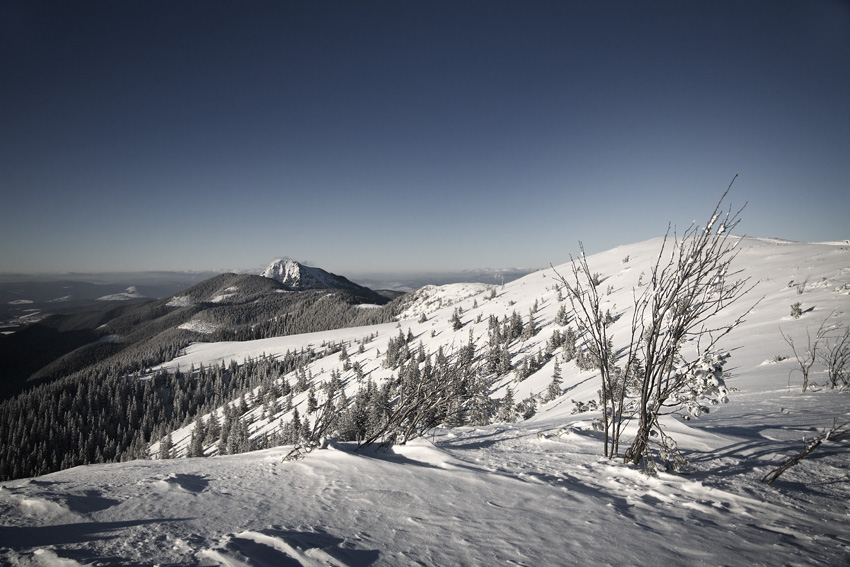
546;359;563;402
498;388;517;423
158;433;174;460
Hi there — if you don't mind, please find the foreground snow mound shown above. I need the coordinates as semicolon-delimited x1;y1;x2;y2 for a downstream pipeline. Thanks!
200;527;376;567
3;408;850;566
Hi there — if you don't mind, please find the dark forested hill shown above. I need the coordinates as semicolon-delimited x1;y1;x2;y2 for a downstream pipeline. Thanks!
0;299;152;400
0;272;400;402
0;270;408;480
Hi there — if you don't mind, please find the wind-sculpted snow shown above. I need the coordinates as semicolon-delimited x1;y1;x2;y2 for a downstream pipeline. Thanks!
200;528;377;567
2;238;849;565
2;415;849;565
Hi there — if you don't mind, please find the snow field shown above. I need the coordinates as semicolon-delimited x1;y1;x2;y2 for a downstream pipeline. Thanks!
2;237;849;565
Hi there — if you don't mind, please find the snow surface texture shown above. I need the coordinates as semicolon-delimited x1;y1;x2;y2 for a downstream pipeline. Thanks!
2;237;850;566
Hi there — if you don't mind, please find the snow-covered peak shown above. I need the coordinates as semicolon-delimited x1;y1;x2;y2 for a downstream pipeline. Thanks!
261;258;358;292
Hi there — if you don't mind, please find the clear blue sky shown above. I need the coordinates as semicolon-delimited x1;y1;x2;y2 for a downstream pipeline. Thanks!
2;1;848;276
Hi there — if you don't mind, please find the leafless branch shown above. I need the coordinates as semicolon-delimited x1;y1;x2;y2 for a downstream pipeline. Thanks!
762;419;850;484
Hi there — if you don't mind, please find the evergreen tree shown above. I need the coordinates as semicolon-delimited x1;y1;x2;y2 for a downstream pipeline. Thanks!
562;326;577;362
556;304;569;326
188;414;206;457
158;433;174;460
290;407;301;442
546;359;563;402
509;310;524;341
451;308;463;331
306;385;318;414
204;411;220;444
517;394;537;420
218;406;233;455
498;388;517;423
522;308;536;340
226;417;251;455
518;357;530;381
301;415;311;442
295;368;308;393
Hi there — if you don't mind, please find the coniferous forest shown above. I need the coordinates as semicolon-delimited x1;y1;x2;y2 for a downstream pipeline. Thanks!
0;271;569;480
0;272;406;480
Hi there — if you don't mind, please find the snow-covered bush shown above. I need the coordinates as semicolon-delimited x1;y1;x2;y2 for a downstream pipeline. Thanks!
672;351;730;420
516;394;537;420
570;399;598;414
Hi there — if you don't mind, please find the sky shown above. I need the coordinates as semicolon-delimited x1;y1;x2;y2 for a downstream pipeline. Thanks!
2;0;849;277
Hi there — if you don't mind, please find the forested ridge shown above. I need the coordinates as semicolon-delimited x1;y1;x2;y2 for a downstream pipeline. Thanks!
0;272;406;480
0;284;563;480
162;304;560;461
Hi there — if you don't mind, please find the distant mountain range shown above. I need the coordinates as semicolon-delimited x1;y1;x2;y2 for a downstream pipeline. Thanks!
0;258;517;404
0;277;213;334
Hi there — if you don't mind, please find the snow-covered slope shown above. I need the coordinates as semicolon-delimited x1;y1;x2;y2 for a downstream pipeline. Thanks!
2;237;849;566
95;286;145;301
159;237;850;414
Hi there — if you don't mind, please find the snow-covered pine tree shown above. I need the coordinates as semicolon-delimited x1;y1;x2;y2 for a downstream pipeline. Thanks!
158;432;174;460
187;414;206;457
546;358;562;402
498;388;517;423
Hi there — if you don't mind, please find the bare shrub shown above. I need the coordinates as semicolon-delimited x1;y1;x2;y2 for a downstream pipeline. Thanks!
819;323;850;389
556;177;757;470
781;316;830;392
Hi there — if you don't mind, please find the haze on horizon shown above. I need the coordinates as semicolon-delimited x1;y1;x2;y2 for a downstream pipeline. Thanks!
2;1;848;277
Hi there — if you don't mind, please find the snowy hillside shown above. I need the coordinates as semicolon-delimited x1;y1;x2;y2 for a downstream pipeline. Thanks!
2;237;849;566
95;286;145;301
